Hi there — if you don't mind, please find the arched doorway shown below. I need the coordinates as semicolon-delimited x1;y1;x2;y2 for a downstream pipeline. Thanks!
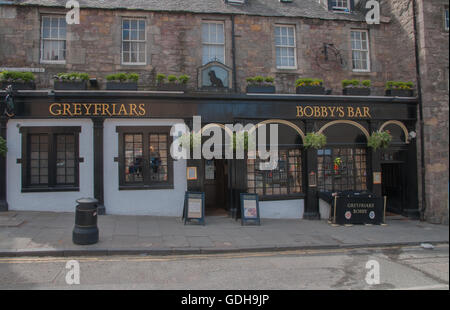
317;121;369;192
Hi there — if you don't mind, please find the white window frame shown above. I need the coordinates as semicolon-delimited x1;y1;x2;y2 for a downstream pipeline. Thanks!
351;30;371;73
201;21;226;65
121;18;147;66
332;0;351;12
444;7;449;32
274;24;297;70
40;15;67;64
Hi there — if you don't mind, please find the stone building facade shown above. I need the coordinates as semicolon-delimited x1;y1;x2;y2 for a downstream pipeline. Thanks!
1;0;418;95
415;0;449;224
0;0;448;223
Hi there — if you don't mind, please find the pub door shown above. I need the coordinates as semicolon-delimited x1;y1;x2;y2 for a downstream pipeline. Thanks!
204;159;228;216
381;162;406;214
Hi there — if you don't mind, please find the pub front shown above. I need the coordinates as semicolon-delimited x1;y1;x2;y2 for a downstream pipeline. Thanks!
0;89;419;220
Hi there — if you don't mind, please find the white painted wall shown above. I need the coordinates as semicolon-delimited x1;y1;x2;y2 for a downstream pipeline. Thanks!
319;199;332;220
259;199;304;219
103;119;187;216
6;119;94;212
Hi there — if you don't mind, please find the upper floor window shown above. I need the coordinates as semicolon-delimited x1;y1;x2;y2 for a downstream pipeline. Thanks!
202;21;225;65
351;30;370;72
275;25;296;69
445;7;449;31
41;16;66;63
331;0;350;12
122;18;146;65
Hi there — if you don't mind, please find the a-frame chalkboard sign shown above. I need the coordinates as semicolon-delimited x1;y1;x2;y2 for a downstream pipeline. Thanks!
183;191;205;225
240;193;261;226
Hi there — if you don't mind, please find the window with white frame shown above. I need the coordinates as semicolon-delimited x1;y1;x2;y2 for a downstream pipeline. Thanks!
41;16;67;63
351;30;370;72
275;25;296;69
332;0;350;12
445;7;449;31
202;22;225;65
122;18;146;65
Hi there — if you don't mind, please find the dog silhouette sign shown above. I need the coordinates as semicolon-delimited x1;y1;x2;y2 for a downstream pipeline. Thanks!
198;61;232;90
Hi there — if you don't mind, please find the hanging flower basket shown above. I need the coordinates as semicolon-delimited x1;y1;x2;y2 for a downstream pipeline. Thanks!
333;157;342;175
304;132;327;149
0;136;7;157
368;130;392;150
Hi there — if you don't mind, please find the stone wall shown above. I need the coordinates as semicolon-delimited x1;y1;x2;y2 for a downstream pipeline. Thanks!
0;4;417;94
416;0;449;224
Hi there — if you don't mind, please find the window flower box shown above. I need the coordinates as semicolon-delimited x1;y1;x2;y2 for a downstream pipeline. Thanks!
53;72;89;90
385;89;414;97
246;85;276;94
106;73;139;91
0;71;36;91
342;79;371;96
156;83;187;92
295;78;325;95
155;74;189;92
246;76;276;94
385;81;415;97
296;85;325;95
0;81;36;91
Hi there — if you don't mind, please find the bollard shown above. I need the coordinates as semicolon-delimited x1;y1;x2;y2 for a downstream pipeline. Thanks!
72;198;99;245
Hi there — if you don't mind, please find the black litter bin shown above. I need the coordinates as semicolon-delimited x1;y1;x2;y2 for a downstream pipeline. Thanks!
73;198;99;245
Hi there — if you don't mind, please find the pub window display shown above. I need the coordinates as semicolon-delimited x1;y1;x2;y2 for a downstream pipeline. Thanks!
317;148;367;192
118;127;173;189
247;149;303;197
20;127;81;191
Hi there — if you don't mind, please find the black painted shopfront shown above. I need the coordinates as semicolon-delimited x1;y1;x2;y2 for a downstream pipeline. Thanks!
0;90;419;219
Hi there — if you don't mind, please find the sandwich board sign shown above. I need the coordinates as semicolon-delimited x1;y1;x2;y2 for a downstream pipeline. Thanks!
183;191;205;225
240;193;261;226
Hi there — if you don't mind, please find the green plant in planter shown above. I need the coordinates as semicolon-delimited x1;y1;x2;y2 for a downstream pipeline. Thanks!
386;81;414;90
167;75;178;83
342;79;371;88
342;79;359;88
156;73;166;84
361;80;371;88
296;78;323;87
106;73;139;82
178;75;190;84
265;76;275;84
0;71;36;82
304;132;327;149
0;136;7;157
55;72;89;82
368;130;392;150
246;76;275;85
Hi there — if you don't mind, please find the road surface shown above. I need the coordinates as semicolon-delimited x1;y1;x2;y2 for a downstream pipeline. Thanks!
0;245;448;290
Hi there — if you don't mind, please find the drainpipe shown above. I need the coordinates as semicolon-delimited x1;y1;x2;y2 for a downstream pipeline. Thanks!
231;14;238;92
412;0;427;221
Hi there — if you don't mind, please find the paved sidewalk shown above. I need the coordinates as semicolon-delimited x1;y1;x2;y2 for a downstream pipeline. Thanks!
0;211;448;257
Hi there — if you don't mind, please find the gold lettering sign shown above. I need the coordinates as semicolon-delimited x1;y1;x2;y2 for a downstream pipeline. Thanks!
296;106;371;119
49;103;147;117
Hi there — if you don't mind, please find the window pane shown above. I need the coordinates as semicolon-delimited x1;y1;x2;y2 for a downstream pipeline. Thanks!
124;134;144;183
29;134;49;185
149;134;168;182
